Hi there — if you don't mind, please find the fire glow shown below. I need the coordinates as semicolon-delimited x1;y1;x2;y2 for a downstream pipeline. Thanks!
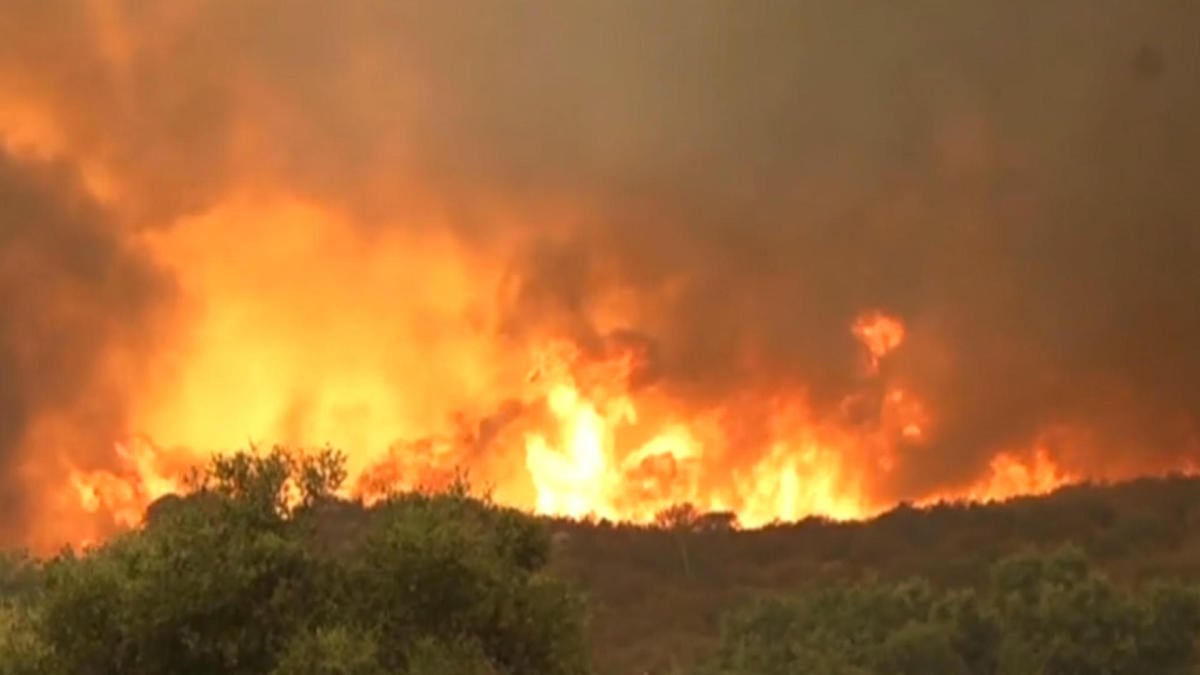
4;2;1199;554
57;289;1072;550
0;127;1162;555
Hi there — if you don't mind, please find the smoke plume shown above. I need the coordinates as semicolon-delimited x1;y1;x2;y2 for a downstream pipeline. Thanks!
0;151;174;545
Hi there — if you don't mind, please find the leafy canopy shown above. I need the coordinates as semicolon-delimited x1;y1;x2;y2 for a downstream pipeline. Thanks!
0;446;588;675
704;545;1200;675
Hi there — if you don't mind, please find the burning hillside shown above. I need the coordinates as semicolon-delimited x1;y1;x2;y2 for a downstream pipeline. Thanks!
1;2;1199;551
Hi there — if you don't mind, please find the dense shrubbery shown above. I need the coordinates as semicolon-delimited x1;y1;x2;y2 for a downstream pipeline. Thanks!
702;545;1200;675
549;477;1200;674
7;451;1200;675
0;448;588;675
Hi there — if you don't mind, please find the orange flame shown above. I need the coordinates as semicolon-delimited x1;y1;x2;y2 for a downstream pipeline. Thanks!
852;310;907;375
69;439;188;529
0;153;1139;550
48;295;1100;549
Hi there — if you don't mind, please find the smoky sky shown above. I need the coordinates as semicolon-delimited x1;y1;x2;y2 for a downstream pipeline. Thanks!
2;0;1200;507
0;150;174;544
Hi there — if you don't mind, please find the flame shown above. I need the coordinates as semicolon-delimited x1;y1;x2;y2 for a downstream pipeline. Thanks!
46;291;1102;548
519;314;922;526
520;344;875;524
69;439;188;529
0;112;1173;551
853;311;907;375
971;448;1079;500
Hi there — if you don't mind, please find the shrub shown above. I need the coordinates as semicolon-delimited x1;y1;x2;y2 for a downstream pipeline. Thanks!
0;447;588;675
703;545;1200;675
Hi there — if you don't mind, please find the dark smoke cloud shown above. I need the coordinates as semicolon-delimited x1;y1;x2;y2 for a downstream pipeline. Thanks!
0;151;174;544
2;1;1199;503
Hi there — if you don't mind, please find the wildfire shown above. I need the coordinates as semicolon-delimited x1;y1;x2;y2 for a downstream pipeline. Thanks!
22;200;1095;552
4;20;1190;552
43;299;1102;549
510;309;1073;527
69;440;187;527
852;311;907;375
520;340;876;525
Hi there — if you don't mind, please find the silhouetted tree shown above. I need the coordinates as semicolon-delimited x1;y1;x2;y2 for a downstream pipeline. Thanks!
656;503;702;578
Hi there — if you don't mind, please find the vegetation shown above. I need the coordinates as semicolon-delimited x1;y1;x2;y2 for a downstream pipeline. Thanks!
548;477;1200;673
7;450;1200;674
0;448;587;675
703;546;1200;675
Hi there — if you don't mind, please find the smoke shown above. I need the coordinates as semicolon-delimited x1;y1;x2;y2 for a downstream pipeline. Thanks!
0;151;174;544
2;0;1200;531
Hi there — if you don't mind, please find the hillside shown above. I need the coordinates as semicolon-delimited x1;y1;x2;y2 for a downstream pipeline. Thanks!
228;471;1200;673
540;475;1200;674
9;449;1200;674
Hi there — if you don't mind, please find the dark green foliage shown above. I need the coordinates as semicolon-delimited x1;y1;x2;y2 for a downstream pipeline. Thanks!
544;475;1200;674
271;626;388;675
339;483;587;673
0;551;41;603
11;458;1200;675
0;447;588;675
703;545;1200;675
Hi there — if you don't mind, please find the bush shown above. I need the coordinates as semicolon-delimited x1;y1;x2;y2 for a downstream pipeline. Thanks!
271;626;388;675
703;545;1200;675
0;447;589;675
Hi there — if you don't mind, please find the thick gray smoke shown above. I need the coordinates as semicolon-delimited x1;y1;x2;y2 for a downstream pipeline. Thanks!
1;0;1199;524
